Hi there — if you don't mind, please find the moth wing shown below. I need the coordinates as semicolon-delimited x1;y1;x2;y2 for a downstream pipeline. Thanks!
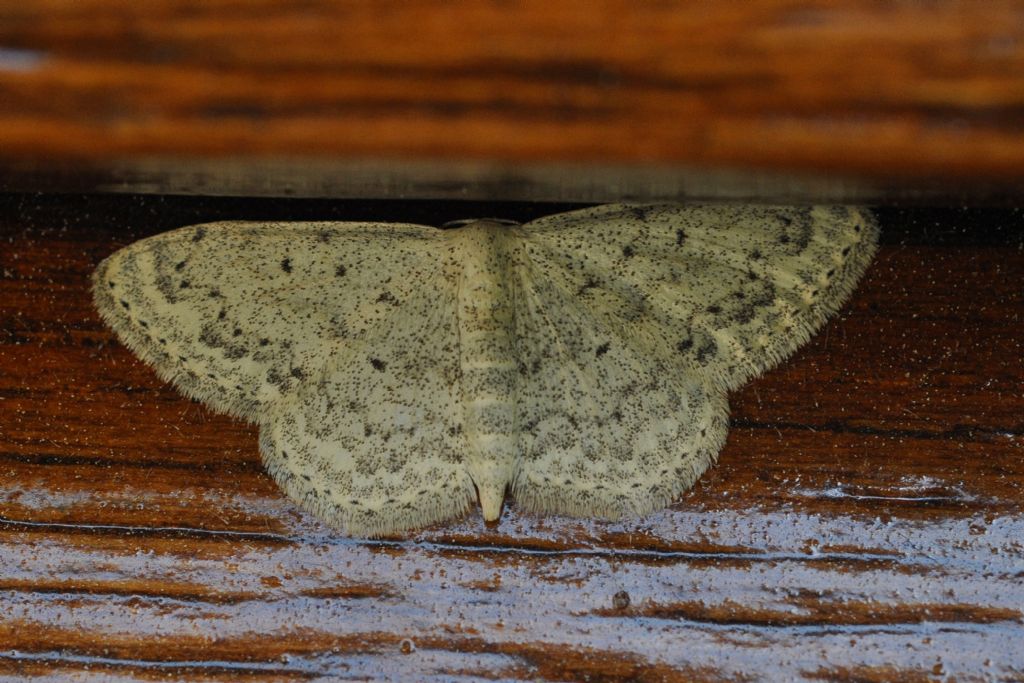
258;275;477;536
508;203;876;517
520;204;878;392
93;221;445;420
509;250;730;518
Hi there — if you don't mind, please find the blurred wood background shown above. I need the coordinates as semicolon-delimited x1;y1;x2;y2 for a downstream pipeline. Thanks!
0;1;1023;201
1;195;1022;680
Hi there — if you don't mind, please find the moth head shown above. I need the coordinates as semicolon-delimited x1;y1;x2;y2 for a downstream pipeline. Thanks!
442;217;521;230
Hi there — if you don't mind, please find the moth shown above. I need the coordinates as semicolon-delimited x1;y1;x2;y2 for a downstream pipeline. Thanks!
93;204;878;535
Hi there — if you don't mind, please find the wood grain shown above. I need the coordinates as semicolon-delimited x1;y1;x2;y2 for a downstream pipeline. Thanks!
1;0;1023;194
0;195;1022;680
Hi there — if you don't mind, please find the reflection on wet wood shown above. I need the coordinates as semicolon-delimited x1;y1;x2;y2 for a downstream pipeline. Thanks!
1;196;1022;680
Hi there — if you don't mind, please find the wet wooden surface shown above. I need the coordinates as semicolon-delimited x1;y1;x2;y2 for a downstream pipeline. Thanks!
2;1;1024;200
1;195;1023;681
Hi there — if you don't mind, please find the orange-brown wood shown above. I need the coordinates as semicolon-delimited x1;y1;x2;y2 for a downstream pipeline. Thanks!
1;0;1023;191
0;195;1021;680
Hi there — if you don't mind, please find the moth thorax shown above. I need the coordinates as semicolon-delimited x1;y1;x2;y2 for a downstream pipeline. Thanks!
451;224;519;520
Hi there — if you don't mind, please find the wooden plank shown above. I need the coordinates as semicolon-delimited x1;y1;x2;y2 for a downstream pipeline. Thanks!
0;195;1022;680
1;1;1023;199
